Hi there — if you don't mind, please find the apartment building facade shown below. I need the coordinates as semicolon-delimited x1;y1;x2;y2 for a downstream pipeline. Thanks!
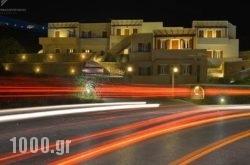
38;19;239;84
193;21;239;77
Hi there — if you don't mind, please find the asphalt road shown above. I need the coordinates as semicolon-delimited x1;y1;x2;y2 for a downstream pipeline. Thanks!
0;102;249;165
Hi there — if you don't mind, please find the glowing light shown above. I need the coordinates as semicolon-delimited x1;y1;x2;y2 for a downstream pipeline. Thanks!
35;67;40;73
70;68;75;74
81;54;86;59
49;54;53;60
219;97;226;104
191;85;205;99
127;66;133;72
172;66;179;95
4;64;9;71
21;55;26;60
173;67;178;73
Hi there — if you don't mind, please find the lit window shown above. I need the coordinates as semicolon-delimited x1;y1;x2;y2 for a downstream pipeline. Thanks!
171;39;179;49
216;30;221;38
214;50;223;58
198;30;204;38
123;49;129;54
207;30;213;38
157;39;162;49
55;31;60;37
67;49;74;54
124;29;129;35
85;50;91;53
207;50;213;58
116;29;121;36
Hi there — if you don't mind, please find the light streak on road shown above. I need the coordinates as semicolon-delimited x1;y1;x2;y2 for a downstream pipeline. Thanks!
0;103;159;123
199;104;250;110
170;130;250;165
1;76;250;99
0;102;147;115
49;111;250;165
0;107;238;162
97;84;190;98
0;86;79;98
0;106;249;164
0;108;208;162
0;94;70;98
205;87;250;96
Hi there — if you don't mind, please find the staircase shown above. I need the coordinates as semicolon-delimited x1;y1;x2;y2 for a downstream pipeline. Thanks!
108;36;131;55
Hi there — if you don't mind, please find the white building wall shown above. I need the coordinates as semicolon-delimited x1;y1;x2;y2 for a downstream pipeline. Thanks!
111;26;142;36
196;39;239;59
228;22;236;38
47;22;80;38
141;22;163;33
80;38;108;52
80;23;110;37
48;29;72;38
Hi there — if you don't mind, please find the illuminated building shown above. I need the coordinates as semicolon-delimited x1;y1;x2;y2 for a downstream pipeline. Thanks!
1;19;241;84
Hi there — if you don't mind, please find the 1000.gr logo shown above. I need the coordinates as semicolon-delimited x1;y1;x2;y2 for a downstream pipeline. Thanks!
10;137;71;155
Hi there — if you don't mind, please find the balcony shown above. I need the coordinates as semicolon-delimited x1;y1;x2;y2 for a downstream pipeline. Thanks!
39;37;78;45
196;38;229;44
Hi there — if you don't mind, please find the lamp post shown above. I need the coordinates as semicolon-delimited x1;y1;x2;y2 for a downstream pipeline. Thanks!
172;66;178;97
126;66;133;83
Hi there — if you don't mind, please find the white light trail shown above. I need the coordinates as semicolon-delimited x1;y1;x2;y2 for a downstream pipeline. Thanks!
0;103;159;123
199;105;250;111
0;102;147;115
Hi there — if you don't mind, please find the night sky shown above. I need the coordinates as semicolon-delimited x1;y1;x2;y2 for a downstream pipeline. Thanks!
1;0;249;51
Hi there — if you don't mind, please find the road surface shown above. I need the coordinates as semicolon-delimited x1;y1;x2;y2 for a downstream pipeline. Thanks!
0;102;249;165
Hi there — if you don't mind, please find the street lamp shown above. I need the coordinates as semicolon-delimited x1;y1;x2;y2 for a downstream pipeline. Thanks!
127;66;133;73
126;66;133;82
172;66;179;97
